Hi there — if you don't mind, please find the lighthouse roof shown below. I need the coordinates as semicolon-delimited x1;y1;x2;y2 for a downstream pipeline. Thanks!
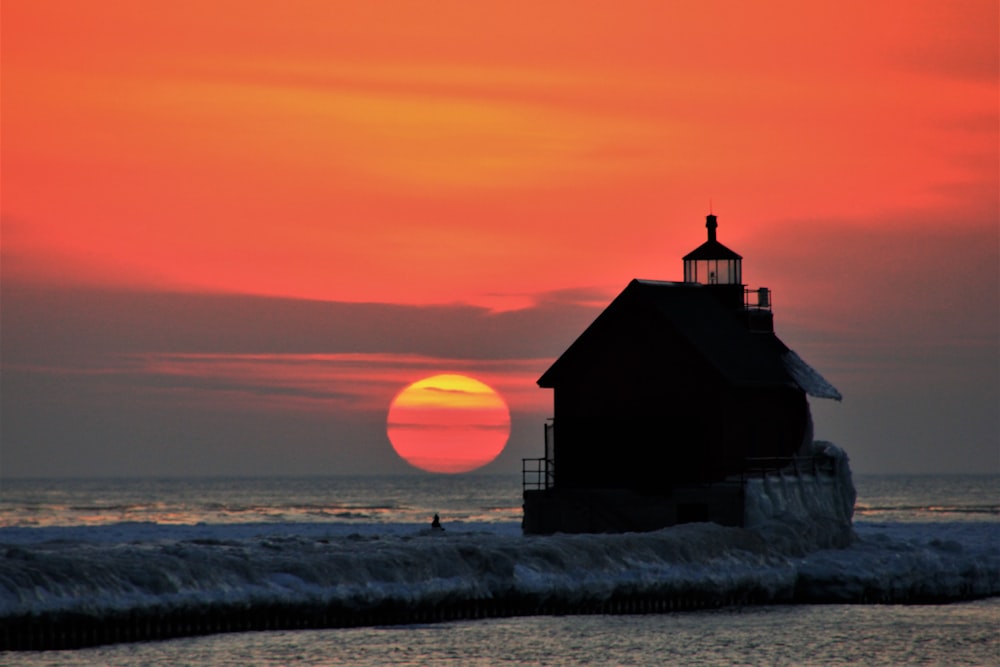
683;213;743;261
538;279;841;400
682;239;743;261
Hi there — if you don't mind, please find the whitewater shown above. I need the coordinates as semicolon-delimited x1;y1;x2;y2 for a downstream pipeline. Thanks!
1;469;997;652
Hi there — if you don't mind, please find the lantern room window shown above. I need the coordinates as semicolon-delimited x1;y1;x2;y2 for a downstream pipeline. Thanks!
683;257;742;285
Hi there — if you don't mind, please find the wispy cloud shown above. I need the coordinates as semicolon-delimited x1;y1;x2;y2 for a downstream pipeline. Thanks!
126;352;548;413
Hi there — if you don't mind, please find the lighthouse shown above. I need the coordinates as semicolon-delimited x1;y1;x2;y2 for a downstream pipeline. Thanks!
522;211;842;534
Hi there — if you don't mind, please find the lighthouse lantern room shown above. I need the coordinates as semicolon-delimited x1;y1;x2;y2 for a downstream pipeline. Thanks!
682;214;743;285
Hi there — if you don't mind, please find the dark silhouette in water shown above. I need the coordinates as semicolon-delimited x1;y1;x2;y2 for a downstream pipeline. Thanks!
431;513;442;530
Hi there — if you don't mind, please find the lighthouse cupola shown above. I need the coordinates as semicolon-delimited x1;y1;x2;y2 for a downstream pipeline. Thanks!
682;213;744;308
683;214;742;285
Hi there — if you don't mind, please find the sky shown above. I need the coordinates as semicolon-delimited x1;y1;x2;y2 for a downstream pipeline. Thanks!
2;1;997;478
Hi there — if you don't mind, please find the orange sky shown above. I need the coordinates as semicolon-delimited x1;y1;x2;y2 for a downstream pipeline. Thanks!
2;1;997;476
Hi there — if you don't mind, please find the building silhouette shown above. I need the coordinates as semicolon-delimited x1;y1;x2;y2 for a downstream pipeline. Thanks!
523;214;841;533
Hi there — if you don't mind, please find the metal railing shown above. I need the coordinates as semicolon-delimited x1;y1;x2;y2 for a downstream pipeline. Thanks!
523;421;556;492
744;286;772;311
522;457;554;491
521;413;835;494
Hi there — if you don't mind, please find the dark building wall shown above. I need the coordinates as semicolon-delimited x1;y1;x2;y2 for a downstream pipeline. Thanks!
553;387;808;490
713;388;810;470
549;304;725;490
547;302;811;490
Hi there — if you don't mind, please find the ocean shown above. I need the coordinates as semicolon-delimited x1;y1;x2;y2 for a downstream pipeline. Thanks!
1;473;997;666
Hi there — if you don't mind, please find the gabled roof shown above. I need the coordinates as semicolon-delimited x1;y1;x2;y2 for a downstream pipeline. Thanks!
538;279;841;400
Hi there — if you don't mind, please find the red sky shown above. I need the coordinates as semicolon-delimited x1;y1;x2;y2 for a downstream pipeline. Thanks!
2;1;997;476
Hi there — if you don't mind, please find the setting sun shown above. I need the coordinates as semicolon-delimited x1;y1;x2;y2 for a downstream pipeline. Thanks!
386;374;511;473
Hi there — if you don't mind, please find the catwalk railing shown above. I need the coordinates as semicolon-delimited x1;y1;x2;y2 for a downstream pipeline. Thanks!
523;452;837;495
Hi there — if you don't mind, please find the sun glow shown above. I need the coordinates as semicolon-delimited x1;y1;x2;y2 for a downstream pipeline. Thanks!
386;374;511;473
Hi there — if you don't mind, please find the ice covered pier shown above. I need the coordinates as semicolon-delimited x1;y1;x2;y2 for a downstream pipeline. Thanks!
3;488;998;652
2;569;993;651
